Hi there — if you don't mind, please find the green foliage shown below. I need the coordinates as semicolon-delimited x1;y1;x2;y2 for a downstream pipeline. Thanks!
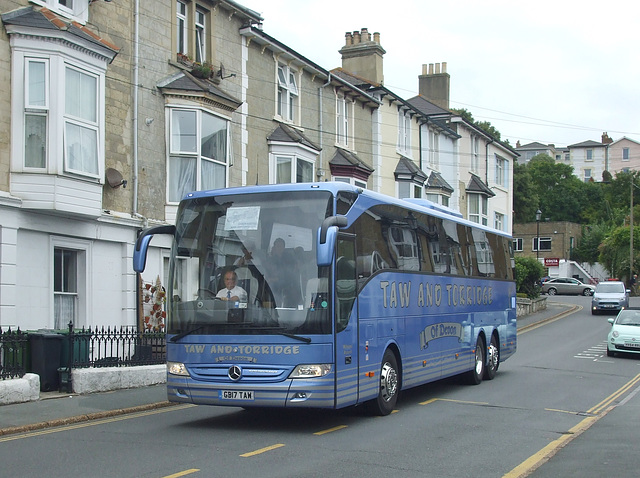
573;223;612;264
598;225;640;282
451;108;501;141
513;162;539;223
515;256;546;298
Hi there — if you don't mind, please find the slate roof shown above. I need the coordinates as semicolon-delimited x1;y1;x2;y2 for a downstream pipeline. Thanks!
157;71;242;112
568;140;607;148
426;171;454;193
516;142;552;150
406;95;450;116
2;7;119;58
394;156;428;183
267;124;321;151
466;173;495;197
329;148;374;173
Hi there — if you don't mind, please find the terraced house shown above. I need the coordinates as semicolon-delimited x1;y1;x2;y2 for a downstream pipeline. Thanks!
0;0;515;333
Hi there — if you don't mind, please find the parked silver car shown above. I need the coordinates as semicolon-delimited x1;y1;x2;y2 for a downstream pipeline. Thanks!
541;277;595;296
591;281;629;315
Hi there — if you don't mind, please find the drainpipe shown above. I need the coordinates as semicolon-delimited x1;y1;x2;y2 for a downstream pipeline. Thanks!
317;73;331;180
132;0;140;215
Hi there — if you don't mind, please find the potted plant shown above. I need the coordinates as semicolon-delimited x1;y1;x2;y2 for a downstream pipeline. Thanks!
191;62;214;79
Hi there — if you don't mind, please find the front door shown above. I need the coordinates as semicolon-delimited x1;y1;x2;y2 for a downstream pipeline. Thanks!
334;234;358;408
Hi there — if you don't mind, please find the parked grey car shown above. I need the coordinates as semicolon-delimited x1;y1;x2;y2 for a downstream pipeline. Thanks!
591;281;629;315
541;277;595;296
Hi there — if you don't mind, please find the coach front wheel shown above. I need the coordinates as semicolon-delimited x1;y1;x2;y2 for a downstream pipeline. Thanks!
367;349;399;416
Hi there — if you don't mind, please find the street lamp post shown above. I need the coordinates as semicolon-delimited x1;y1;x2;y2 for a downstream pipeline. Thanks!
536;209;542;261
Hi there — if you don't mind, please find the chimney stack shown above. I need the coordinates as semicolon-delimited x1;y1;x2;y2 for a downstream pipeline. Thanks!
339;28;386;85
419;62;450;110
601;132;613;144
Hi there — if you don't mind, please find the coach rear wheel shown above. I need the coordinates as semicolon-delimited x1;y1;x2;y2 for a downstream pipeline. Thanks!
484;334;499;380
367;349;399;416
466;337;485;385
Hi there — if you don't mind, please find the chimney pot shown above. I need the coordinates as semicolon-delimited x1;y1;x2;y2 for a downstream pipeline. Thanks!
428;63;434;74
435;63;441;74
422;64;428;75
361;28;370;42
353;30;361;43
345;32;353;45
373;32;380;43
442;62;447;73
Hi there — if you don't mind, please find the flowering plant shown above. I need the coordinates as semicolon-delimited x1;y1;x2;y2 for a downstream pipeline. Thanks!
143;276;166;332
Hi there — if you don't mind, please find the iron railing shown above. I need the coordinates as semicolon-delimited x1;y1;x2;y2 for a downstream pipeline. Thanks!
63;322;166;369
0;324;166;381
0;328;30;380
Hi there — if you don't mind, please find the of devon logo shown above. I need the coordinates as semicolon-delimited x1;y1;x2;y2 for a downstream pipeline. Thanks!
420;322;463;349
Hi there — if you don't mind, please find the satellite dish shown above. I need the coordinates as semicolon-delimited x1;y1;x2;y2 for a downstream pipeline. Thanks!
216;63;236;80
106;168;127;188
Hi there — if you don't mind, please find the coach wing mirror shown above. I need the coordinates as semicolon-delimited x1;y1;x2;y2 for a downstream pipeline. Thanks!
317;215;348;266
133;225;176;273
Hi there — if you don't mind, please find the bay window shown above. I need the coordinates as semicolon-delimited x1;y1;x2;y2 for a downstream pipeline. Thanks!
468;194;488;225
274;155;314;184
64;66;99;176
169;108;229;202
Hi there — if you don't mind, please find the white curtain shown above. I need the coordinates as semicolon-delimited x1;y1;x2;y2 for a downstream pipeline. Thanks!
54;294;76;330
169;156;196;202
25;114;46;168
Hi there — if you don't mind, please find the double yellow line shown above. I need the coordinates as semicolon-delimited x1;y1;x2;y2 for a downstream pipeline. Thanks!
503;373;640;478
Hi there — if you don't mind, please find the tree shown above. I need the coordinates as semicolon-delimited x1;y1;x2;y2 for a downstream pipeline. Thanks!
451;108;502;141
515;257;546;298
513;162;539;223
573;224;611;264
598;225;640;282
526;154;587;222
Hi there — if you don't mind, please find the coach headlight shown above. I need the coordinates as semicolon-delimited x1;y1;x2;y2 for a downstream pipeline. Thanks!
290;364;332;378
167;361;190;376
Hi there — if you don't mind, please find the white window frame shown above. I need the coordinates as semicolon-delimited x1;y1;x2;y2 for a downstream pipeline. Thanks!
64;64;100;178
495;155;508;188
494;212;504;231
584;169;592;182
468;194;488;225
276;64;299;123
167;107;230;203
513;238;523;252
50;236;91;330
533;237;552;252
336;94;352;147
429;129;440;169
333;176;367;189
586;149;593;161
24;57;49;170
10;44;106;180
471;136;480;172
195;7;207;63
272;154;314;184
397;111;411;155
30;0;89;24
177;0;188;56
623;148;630;161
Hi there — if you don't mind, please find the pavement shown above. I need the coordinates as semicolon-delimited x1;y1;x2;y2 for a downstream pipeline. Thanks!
0;301;575;437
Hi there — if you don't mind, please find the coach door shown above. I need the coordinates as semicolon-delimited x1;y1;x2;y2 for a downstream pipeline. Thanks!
334;235;359;408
